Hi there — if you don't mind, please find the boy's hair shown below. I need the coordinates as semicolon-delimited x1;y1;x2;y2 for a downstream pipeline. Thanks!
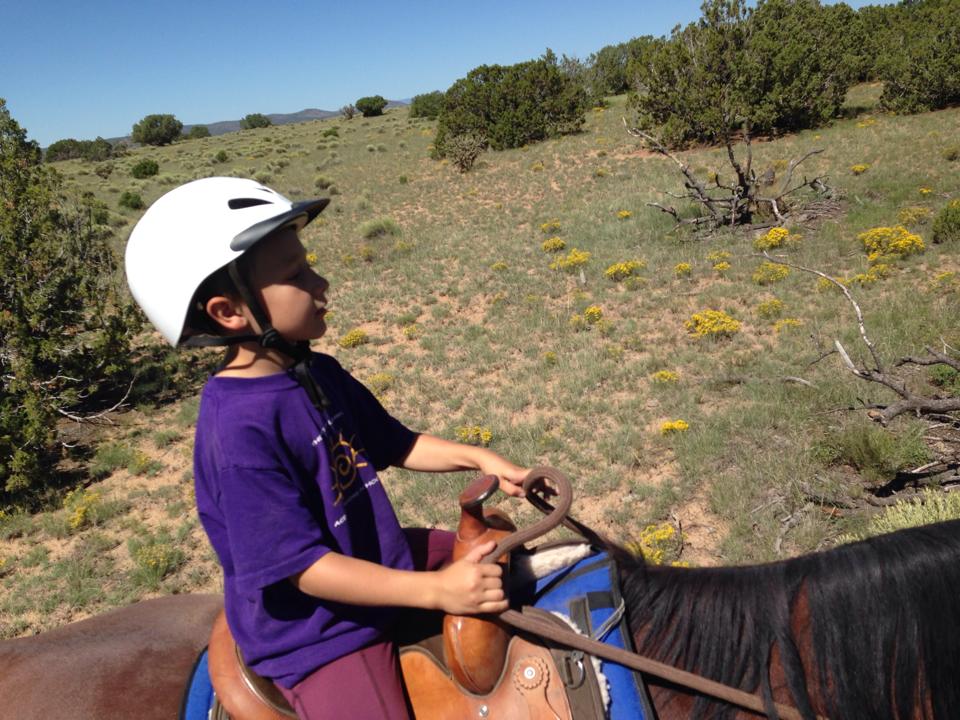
182;251;255;339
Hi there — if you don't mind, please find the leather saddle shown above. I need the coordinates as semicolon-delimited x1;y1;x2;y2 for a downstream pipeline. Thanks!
207;476;607;720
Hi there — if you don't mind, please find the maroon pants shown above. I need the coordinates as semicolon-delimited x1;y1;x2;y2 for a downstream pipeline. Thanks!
275;528;455;720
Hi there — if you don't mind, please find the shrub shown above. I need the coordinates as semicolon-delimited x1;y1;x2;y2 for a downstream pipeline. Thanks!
338;329;369;348
651;370;680;384
45;137;115;162
858;225;925;260
842;489;960;544
660;419;689;435
816;420;929;485
752;261;790;285
944;146;960;162
685;309;741;338
186;125;210;140
359;217;401;239
549;248;591;272
1;100;138;505
629;0;856;147
366;372;394;396
455;426;493;446
897;206;932;226
773;318;803;333
131;114;182;146
444;131;486;172
314;174;335;190
435;51;587;154
541;236;566;253
119;191;144;210
877;0;960;114
756;298;784;319
240;113;272;129
932;200;960;244
356;95;388;117
322;127;339;138
340;104;356;120
130;158;159;178
604;260;645;281
128;531;185;589
409;91;444;119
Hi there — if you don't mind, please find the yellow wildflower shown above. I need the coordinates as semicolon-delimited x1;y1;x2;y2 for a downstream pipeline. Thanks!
455;426;493;447
858;226;924;263
756;298;784;319
773;318;804;333
583;305;603;324
660;420;689;435
338;328;369;348
617;210;632;220
753;226;790;251
851;164;869;175
752;261;790;285
651;370;680;383
685;309;741;338
549;248;591;273
674;262;693;278
541;236;566;253
604;260;645;281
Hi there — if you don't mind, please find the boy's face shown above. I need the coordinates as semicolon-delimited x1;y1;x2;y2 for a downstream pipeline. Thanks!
245;227;329;342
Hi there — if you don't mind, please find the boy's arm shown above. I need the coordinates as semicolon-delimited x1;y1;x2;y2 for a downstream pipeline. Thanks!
289;540;508;615
398;433;529;497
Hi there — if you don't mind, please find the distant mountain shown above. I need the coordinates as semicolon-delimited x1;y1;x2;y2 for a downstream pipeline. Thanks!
109;99;410;144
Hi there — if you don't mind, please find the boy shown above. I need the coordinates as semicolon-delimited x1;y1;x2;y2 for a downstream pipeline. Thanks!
125;178;529;719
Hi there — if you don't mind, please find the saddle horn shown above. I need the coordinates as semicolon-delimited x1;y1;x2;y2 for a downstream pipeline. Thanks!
442;475;516;694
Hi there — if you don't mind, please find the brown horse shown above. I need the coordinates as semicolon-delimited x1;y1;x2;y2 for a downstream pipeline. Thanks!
2;519;959;719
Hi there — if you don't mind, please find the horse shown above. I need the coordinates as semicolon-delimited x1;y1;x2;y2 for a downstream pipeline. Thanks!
2;519;959;719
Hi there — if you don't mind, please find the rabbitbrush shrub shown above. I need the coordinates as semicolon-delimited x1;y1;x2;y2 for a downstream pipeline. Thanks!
932;201;960;244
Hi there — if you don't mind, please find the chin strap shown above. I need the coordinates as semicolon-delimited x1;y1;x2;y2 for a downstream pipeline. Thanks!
181;261;330;411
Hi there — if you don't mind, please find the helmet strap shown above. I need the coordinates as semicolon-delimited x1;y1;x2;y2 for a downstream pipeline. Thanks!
198;260;331;410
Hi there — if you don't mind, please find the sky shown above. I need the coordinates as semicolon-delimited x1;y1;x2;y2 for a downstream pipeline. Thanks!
2;0;883;147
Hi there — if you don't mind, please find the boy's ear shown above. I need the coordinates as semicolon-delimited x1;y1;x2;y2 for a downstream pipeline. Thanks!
205;295;250;333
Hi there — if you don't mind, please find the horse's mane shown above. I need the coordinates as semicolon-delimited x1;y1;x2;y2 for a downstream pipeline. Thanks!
616;519;960;720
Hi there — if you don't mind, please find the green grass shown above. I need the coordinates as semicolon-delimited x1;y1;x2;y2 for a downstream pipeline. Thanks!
5;85;960;634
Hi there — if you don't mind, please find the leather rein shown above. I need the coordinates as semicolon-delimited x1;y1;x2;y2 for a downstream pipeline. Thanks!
484;467;825;720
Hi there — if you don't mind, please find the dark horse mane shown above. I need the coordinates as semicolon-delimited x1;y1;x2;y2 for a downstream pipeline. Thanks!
615;519;960;720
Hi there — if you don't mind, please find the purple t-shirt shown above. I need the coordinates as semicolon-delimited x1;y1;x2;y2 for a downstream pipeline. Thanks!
193;352;417;688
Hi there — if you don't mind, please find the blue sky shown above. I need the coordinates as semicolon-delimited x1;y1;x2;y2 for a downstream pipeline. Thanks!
3;0;882;147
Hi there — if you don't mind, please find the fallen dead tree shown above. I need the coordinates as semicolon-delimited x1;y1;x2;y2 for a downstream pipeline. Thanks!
760;252;960;426
625;120;837;232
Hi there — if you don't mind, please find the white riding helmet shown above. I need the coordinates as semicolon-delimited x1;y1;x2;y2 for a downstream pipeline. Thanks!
125;177;329;345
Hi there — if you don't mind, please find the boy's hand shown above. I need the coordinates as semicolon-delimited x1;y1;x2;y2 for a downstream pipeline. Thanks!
478;457;530;498
431;540;508;615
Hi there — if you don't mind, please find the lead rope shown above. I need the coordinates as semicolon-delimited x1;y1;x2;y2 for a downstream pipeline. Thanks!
485;467;826;720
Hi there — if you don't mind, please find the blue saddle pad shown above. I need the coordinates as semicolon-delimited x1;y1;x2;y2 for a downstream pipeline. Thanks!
532;549;654;720
179;647;215;720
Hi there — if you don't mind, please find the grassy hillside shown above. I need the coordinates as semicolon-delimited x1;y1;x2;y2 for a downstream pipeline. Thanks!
3;85;960;637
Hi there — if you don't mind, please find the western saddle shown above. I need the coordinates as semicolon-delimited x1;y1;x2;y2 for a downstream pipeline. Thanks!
207;474;604;720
